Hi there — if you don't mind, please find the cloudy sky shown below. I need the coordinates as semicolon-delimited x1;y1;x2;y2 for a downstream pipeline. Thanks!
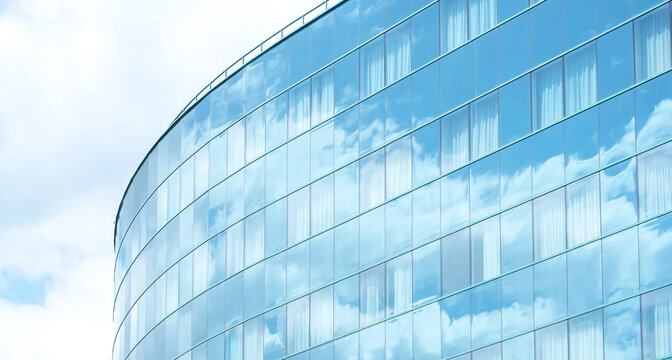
0;0;320;358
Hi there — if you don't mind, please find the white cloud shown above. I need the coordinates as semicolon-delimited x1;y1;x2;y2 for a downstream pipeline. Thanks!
0;0;322;358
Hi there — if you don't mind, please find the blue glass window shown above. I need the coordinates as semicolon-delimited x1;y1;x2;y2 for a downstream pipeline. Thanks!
634;5;672;82
503;333;534;360
244;158;264;216
600;159;638;234
310;231;334;290
501;203;533;273
566;175;601;247
532;124;564;196
470;92;499;160
471;279;501;348
567;242;602;316
564;107;599;182
359;93;385;155
288;29;310;86
288;187;310;246
335;219;359;280
564;42;597;116
335;52;359;113
361;36;385;98
360;323;385;360
534;255;567;326
309;286;334;345
602;228;639;303
386;253;412;316
360;0;385;42
225;273;243;328
311;120;335;181
639;213;672;291
414;182;441;246
226;172;244;226
502;268;533;337
360;264;386;326
441;167;470;233
386;136;412;199
471;216;501;284
498;0;526;22
359;207;385;268
311;66;335;127
386;194;413;256
635;72;672;151
412;62;439;128
439;0;468;54
533;189;566;260
439;45;469;113
287;296;309;354
309;12;334;73
562;0;596;50
265;93;287;151
500;138;531;209
266;43;287;100
412;4;439;70
413;241;441;306
334;0;359;57
604;298;642;360
532;59;563;130
264;307;286;359
288;79;311;138
265;145;287;204
386;21;411;84
385;78;412;141
472;30;498;96
360;148;385;211
265;252;286;309
440;290;471;358
412;120;440;186
227;120;245;175
311;175;334;235
499;76;530;146
245;58;265;111
413;303;441;358
441;229;471;295
470;153;499;221
597;0;631;33
335;162;359;224
469;0;496;38
597;24;634;101
334;106;359;167
334;276;359;337
264;198;286;256
287;242;309;299
637;143;672;220
529;0;562;67
440;107;470;174
601;91;637;167
641;285;672;359
243;263;264;318
569;310;604;360
287;133;310;192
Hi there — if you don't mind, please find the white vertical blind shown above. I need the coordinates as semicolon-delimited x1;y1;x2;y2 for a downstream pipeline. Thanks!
440;0;468;53
469;0;497;38
638;142;672;219
566;174;601;248
634;5;672;82
564;44;597;116
441;107;470;173
532;60;563;131
569;311;604;360
534;189;567;260
535;322;568;360
386;22;411;84
470;92;499;159
361;37;385;97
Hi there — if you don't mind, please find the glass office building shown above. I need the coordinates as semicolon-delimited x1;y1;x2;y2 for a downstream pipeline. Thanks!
113;0;672;359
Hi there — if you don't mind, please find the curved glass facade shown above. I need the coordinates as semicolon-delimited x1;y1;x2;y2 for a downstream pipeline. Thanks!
113;0;672;359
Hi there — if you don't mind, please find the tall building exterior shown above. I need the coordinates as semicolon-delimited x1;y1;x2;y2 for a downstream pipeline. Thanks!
113;0;672;359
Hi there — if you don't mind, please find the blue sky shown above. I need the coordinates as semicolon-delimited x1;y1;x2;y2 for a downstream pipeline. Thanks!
0;0;319;358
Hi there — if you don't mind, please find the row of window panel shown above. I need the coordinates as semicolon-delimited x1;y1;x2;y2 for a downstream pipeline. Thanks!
114;156;672;353
115;219;672;360
116;0;672;266
114;68;672;301
115;0;665;248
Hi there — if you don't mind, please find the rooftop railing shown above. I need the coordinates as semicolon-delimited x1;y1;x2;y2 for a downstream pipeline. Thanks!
170;0;345;125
